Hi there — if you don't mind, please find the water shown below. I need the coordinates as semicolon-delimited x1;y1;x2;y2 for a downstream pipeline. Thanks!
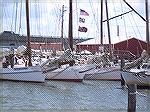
0;80;150;112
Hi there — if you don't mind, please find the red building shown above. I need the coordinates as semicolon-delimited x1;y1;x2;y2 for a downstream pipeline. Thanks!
76;38;113;54
76;37;147;59
114;37;147;58
30;42;62;51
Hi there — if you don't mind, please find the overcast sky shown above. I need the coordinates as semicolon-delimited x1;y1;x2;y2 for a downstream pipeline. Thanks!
1;0;149;44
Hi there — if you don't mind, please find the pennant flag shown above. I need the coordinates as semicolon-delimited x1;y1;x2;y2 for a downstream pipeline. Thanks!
80;9;89;16
78;26;88;32
79;17;85;23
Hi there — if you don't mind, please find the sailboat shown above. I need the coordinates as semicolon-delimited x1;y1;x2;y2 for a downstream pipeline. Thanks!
121;0;150;88
0;0;45;83
42;0;97;82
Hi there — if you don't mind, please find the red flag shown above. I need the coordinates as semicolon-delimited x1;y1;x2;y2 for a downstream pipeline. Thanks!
78;26;88;32
80;9;89;16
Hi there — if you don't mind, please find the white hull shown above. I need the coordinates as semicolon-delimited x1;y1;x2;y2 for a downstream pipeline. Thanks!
45;64;96;82
0;66;45;82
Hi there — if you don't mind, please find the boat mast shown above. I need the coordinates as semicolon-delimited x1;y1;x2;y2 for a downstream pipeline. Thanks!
61;5;65;51
26;0;32;66
105;0;112;59
100;0;103;45
145;0;150;57
68;0;73;51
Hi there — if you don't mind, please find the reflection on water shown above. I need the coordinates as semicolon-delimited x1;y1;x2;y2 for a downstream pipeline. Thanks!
0;80;150;112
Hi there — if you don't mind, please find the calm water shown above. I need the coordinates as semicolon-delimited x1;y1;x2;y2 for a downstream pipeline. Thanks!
0;80;150;112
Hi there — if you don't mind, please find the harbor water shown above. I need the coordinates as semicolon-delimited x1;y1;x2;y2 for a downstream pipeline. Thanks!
0;80;150;112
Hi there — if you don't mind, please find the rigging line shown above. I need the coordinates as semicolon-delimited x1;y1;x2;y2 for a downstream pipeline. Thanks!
18;0;23;34
112;1;121;42
34;0;38;35
3;3;11;30
75;0;81;52
88;0;100;32
127;13;139;38
45;2;51;36
120;1;127;37
112;1;118;25
122;0;146;22
37;0;42;36
13;0;20;46
130;13;144;50
102;10;133;22
53;4;61;37
120;0;128;50
10;1;16;32
3;3;9;30
75;0;79;38
14;0;18;33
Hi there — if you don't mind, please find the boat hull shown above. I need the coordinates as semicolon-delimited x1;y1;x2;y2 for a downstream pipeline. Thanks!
0;67;45;83
45;64;96;82
121;72;150;89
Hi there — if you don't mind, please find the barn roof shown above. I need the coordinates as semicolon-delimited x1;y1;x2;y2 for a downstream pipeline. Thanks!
77;36;147;45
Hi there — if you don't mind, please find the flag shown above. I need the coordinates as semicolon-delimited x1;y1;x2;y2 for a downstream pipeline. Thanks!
117;25;119;36
78;26;88;32
79;17;85;23
80;9;89;16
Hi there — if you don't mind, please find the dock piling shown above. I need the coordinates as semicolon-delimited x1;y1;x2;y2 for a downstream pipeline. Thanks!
127;84;137;112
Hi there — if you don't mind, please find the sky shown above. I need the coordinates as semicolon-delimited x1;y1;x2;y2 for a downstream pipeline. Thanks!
0;0;149;44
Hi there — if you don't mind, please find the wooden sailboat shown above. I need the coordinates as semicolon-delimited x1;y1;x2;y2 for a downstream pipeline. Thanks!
0;0;45;82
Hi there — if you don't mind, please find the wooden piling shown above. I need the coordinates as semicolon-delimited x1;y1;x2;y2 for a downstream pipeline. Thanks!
127;84;137;112
121;74;125;86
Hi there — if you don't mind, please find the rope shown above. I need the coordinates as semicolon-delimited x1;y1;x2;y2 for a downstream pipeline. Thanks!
120;0;128;51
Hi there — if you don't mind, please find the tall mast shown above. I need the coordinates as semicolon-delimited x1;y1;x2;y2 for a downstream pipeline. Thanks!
145;0;150;56
68;0;73;51
61;5;65;51
100;0;103;44
26;0;32;66
105;0;112;58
